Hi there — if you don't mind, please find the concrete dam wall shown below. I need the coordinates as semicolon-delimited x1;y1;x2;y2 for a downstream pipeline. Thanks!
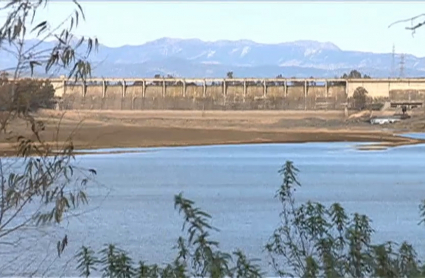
59;80;348;110
42;77;425;110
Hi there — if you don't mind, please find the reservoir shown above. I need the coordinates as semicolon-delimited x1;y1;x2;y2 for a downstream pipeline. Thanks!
3;141;425;276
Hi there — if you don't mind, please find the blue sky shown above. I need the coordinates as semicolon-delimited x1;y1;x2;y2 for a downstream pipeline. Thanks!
32;1;425;57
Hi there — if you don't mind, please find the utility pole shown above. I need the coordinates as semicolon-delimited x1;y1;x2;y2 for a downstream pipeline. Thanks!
399;53;405;78
391;44;395;78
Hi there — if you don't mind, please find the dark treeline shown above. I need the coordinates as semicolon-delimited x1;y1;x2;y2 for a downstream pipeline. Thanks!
0;72;56;112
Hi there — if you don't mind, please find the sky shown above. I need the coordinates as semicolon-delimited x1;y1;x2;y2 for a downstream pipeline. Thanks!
17;1;425;57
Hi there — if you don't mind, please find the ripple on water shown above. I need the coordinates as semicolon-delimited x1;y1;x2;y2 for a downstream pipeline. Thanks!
3;142;425;276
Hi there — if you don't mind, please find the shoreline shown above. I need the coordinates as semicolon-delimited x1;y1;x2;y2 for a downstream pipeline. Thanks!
1;130;424;157
73;139;424;155
1;109;425;157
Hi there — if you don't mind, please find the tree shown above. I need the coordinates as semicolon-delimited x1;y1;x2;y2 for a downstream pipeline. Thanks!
275;74;285;86
0;78;56;112
266;161;425;278
72;161;425;278
2;7;425;277
352;86;369;110
388;14;425;36
0;0;98;274
0;1;98;81
226;71;234;79
402;105;407;114
342;70;361;79
309;76;316;86
341;70;372;79
0;0;99;126
75;193;263;277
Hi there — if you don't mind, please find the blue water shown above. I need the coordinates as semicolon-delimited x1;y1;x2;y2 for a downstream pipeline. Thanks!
399;132;425;140
3;142;425;276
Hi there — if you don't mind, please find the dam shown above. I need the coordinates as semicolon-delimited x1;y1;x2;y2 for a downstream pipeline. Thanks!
46;77;425;110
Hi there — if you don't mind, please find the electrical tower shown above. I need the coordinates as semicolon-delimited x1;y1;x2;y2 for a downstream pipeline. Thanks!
399;53;405;78
391;44;395;77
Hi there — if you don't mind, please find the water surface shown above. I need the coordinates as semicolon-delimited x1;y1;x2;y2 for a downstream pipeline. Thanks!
3;142;425;276
399;132;425;140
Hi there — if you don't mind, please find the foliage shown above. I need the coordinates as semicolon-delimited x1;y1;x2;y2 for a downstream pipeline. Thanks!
1;3;424;277
73;161;425;278
266;161;425;278
0;120;98;275
0;0;99;127
352;86;369;110
0;0;98;273
0;0;98;81
0;75;56;113
341;70;371;79
75;193;264;278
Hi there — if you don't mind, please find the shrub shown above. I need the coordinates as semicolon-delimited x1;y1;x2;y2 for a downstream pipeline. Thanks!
74;161;425;278
0;78;56;112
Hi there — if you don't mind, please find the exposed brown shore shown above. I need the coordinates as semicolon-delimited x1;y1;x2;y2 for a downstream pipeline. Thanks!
0;109;424;157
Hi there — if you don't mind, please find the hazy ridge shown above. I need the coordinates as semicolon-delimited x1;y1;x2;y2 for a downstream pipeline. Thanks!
1;37;423;78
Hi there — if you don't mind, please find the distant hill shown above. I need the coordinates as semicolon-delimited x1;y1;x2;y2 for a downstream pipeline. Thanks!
1;37;424;78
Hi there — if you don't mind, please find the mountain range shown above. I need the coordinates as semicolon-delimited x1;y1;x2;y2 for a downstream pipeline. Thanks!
1;37;424;78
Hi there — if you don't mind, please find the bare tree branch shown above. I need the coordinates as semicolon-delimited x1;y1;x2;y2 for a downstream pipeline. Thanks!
388;13;425;36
